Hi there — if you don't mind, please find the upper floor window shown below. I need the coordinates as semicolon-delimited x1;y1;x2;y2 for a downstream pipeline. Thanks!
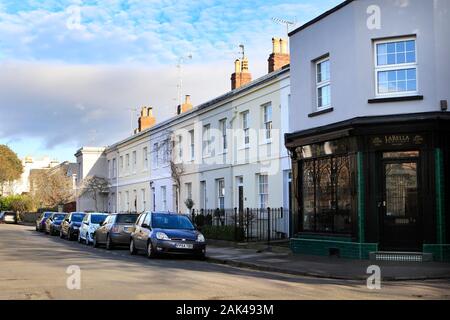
375;38;417;96
108;160;111;178
112;158;117;178
152;143;158;168
219;118;227;152
125;154;130;172
132;151;137;173
143;147;148;170
262;104;272;141
242;111;250;147
189;130;195;160
203;124;211;157
316;57;331;110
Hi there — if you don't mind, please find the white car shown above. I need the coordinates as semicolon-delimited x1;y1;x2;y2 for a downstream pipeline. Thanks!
78;213;109;245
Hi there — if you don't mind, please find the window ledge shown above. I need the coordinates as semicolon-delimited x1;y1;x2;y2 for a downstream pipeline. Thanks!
308;108;334;118
368;95;423;104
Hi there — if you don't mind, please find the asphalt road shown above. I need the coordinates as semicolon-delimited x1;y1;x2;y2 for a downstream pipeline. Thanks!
0;224;449;300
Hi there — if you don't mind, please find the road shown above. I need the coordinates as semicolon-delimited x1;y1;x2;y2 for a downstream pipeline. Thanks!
0;224;449;300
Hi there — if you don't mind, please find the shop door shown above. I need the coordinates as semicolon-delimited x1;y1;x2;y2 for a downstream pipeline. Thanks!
381;155;421;251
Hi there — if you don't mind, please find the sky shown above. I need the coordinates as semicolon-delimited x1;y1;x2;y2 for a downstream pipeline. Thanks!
0;0;342;163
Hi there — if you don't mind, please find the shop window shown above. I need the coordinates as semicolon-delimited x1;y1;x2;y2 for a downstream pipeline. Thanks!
301;154;354;234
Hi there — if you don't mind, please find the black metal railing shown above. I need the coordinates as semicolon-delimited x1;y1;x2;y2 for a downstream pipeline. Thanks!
191;207;288;243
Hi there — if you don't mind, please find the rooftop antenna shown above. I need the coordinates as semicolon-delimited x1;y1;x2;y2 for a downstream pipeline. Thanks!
176;54;193;108
238;44;245;60
272;17;296;50
128;107;137;135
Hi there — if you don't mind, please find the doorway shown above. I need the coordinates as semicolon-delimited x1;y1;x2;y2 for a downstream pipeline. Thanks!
380;151;421;251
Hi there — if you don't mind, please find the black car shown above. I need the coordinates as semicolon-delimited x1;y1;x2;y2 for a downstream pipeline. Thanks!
60;212;86;240
93;213;139;249
129;212;206;259
36;212;54;231
45;213;67;235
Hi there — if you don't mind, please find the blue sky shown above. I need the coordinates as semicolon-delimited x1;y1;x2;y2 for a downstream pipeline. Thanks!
0;0;342;162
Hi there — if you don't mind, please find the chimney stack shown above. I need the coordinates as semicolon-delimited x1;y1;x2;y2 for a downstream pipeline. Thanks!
268;38;290;73
177;95;193;115
231;58;252;90
138;106;156;132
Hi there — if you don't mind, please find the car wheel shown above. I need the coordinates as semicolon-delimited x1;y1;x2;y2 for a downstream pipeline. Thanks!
146;241;156;259
35;225;38;231
78;233;82;243
197;251;206;261
60;230;64;238
93;234;99;248
129;239;137;255
85;235;90;245
106;234;114;250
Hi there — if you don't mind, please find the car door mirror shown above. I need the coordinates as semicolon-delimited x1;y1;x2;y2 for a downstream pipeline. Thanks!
141;223;149;229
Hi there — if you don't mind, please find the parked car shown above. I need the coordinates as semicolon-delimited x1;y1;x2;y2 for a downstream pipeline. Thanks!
45;213;67;235
60;212;86;240
36;212;54;231
78;213;109;245
2;211;18;224
93;213;139;250
0;211;4;223
129;212;206;259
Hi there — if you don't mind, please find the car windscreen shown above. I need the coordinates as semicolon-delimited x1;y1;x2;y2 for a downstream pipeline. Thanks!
71;214;85;222
151;214;194;230
116;214;139;224
54;214;65;220
91;215;107;224
44;212;53;218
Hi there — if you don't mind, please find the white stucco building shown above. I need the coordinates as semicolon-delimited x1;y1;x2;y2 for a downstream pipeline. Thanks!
75;38;293;236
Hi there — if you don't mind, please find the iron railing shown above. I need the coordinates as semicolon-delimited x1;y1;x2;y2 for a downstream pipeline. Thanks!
191;207;289;243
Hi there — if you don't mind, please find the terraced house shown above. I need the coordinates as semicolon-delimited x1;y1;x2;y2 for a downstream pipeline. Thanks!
285;0;450;261
75;38;293;238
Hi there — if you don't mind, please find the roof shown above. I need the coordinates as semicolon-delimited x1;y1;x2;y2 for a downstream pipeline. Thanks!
288;0;355;37
105;66;290;151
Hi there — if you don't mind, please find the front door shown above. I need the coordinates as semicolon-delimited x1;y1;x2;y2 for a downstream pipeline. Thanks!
238;185;244;213
380;152;421;251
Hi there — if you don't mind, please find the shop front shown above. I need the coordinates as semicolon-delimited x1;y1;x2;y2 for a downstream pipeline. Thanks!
285;112;450;261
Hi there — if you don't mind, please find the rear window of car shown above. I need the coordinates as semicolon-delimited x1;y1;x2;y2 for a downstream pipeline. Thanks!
91;215;107;224
116;214;139;224
54;214;65;220
44;212;53;218
71;214;85;222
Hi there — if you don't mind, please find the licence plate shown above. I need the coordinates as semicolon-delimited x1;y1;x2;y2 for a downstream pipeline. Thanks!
175;243;193;249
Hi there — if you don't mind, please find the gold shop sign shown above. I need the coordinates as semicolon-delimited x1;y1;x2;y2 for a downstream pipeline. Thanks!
371;134;424;147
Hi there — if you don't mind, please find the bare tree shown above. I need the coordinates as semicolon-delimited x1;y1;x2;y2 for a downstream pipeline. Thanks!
32;168;74;208
80;176;110;212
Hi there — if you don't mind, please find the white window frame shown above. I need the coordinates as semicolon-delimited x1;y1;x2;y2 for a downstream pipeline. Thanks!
161;186;167;211
143;147;148;171
315;57;331;110
185;182;192;200
108;160;111;178
203;124;212;157
219;118;227;153
112;158;117;178
152;143;158;168
262;103;272;142
258;174;269;209
189;130;195;161
374;37;418;97
242;111;250;147
141;188;146;212
132;151;137;173
217;179;225;210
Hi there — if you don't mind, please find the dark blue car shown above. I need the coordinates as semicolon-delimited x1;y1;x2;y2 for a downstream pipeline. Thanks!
45;213;67;235
129;212;206;259
60;212;86;240
35;212;54;232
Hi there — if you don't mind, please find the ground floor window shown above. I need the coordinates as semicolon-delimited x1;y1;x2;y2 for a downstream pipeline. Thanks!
301;154;355;234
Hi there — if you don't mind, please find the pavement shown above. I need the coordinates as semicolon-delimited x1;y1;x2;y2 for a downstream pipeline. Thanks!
1;223;450;299
206;242;450;281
